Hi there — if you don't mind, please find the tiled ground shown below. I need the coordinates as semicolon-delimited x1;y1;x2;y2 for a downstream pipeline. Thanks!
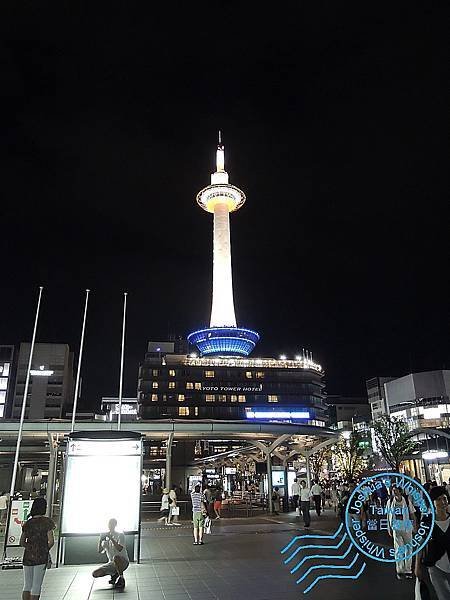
1;511;416;600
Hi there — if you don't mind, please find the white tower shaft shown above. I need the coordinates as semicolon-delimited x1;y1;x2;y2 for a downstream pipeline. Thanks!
210;202;237;328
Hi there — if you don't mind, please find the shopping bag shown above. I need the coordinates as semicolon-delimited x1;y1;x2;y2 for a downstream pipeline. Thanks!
415;578;431;600
204;516;211;534
171;506;180;516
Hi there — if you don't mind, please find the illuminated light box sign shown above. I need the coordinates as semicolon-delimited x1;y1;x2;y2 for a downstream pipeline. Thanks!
61;432;142;536
246;410;310;420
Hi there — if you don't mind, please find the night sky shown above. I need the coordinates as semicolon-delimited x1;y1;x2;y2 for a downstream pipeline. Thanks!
1;4;448;409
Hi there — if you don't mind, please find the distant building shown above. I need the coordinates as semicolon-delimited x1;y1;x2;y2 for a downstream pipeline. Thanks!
138;340;327;425
11;343;74;420
101;397;138;422
384;370;450;430
366;376;397;420
0;345;14;419
327;395;371;431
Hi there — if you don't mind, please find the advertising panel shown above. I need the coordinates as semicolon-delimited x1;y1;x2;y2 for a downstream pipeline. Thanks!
7;500;32;546
61;437;141;535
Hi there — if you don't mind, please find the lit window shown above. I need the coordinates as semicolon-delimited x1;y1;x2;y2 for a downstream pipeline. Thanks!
205;370;215;378
169;369;176;377
206;394;215;402
268;395;279;403
178;406;189;416
152;369;159;376
195;382;202;390
162;394;167;402
245;371;253;379
152;382;158;389
178;394;185;402
238;395;246;403
169;382;175;389
186;382;194;389
151;394;158;402
256;371;265;379
230;395;237;403
194;407;199;416
218;395;226;402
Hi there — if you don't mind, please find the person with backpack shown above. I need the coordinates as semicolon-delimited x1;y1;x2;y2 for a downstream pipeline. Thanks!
272;486;281;514
157;488;171;526
168;485;181;526
20;497;56;600
213;487;222;520
191;484;207;545
416;486;450;599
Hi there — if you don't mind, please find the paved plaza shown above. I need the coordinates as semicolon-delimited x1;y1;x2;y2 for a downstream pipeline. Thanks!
1;512;416;600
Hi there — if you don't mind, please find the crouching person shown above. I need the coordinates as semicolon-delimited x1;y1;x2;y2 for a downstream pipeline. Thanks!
92;518;129;589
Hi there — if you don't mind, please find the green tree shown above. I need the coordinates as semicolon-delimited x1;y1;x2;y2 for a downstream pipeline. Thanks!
309;447;332;481
373;415;417;472
333;432;367;482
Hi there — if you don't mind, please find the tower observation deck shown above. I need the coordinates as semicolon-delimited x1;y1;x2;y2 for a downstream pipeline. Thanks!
188;135;260;357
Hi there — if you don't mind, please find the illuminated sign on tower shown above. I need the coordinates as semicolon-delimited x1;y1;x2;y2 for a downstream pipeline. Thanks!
188;135;260;356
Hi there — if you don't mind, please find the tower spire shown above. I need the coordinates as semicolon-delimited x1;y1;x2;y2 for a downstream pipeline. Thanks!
216;131;225;173
188;138;260;356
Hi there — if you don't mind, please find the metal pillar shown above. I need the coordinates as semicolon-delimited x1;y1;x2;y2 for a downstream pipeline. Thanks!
266;452;273;514
46;434;57;518
305;454;311;489
283;463;289;512
165;433;174;490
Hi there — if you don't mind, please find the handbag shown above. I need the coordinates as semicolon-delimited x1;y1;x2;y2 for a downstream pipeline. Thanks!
171;506;180;516
415;578;431;600
204;516;211;534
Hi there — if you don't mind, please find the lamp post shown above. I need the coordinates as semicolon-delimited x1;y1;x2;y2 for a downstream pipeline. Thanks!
117;292;128;431
71;289;90;433
10;287;43;497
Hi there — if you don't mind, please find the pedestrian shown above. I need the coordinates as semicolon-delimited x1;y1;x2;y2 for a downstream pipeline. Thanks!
203;484;212;516
157;488;171;526
213;487;222;520
272;486;281;514
92;518;129;590
331;484;339;513
376;482;389;507
191;484;207;545
291;478;300;515
311;480;323;516
168;485;181;526
338;483;350;522
443;481;450;500
0;490;8;525
299;480;311;528
386;485;415;580
416;486;450;599
20;497;56;600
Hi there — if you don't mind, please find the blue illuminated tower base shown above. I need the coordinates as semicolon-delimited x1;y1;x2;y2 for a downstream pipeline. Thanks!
187;327;260;357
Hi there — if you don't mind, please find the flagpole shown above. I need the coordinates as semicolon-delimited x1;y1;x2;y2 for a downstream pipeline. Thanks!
71;289;90;433
10;286;43;497
117;292;128;431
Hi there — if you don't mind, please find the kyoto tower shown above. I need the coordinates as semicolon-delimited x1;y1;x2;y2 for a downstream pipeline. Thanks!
188;135;260;356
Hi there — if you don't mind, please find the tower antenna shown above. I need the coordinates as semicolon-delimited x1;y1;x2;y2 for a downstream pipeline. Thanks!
218;130;222;145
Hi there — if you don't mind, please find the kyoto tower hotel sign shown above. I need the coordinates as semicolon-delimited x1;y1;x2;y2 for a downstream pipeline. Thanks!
188;136;260;356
